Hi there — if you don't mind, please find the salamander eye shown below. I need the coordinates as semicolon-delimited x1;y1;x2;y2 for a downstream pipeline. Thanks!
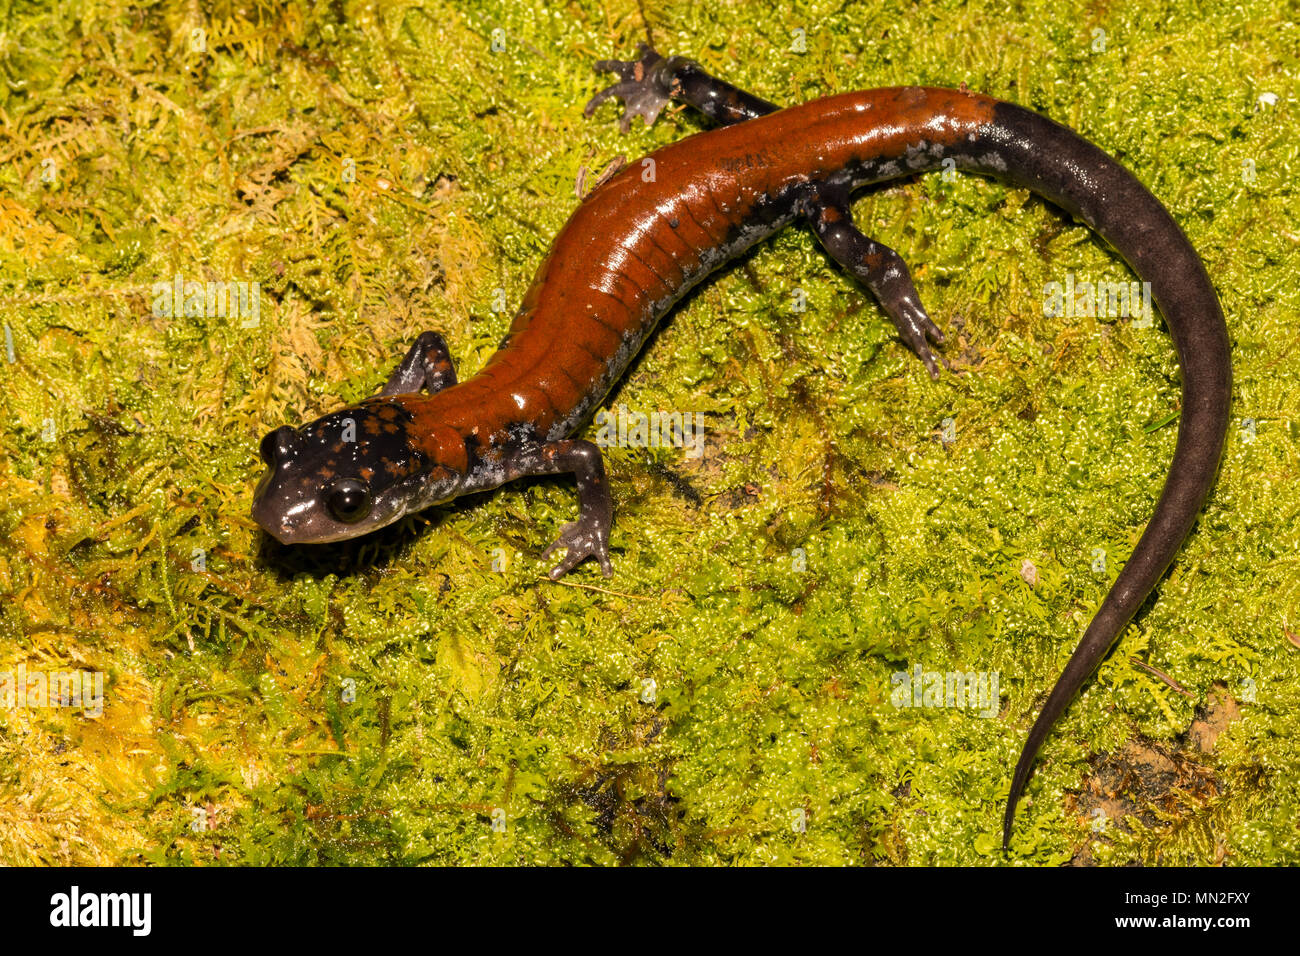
326;479;371;524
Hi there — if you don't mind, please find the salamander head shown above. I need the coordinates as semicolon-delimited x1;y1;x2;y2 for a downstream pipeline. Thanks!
251;399;463;544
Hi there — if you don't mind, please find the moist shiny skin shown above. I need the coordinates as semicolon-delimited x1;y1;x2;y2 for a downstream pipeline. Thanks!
251;48;1231;850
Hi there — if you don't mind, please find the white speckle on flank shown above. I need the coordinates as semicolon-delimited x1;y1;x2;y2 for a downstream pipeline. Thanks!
978;151;1008;172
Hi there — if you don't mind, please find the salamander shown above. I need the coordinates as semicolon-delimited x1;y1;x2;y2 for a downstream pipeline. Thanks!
251;45;1232;849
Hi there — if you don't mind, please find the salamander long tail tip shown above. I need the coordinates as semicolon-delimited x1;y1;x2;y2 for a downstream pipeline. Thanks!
1003;744;1038;851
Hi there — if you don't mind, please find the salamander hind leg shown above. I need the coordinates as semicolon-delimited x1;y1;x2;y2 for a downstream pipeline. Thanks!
380;331;458;396
494;439;614;579
806;189;946;379
584;43;778;131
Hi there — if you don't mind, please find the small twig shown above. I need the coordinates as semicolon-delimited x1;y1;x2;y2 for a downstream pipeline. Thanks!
1129;657;1194;698
575;153;626;199
1143;409;1180;433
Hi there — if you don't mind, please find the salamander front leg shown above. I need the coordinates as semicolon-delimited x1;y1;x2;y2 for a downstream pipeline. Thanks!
380;331;458;396
497;439;614;579
806;189;946;379
585;43;778;131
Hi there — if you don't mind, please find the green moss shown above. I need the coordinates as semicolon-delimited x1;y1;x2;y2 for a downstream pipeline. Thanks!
0;0;1296;865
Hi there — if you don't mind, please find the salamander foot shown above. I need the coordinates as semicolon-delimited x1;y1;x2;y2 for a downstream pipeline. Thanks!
380;331;458;395
584;43;671;132
542;517;613;580
870;253;946;379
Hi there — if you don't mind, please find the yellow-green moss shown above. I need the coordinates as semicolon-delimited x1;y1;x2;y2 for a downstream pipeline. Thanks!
0;0;1297;865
